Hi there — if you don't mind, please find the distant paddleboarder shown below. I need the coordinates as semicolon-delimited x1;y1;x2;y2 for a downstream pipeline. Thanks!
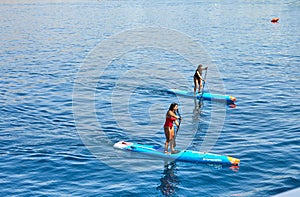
193;64;208;94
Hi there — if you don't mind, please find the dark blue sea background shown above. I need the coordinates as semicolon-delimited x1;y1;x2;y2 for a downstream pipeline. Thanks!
1;0;299;196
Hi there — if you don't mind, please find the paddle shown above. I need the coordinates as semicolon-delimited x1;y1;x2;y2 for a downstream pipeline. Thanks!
173;109;181;148
176;109;181;135
198;68;208;102
201;68;208;94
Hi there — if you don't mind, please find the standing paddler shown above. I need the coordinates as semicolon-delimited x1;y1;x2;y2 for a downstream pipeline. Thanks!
193;64;208;94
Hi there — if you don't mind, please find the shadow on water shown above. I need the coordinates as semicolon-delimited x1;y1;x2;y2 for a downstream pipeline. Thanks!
156;161;179;196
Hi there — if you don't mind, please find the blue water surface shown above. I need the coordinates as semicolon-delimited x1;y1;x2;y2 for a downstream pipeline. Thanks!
1;0;299;196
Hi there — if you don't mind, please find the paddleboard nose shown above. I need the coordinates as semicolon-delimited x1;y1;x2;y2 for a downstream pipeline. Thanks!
228;156;240;165
113;141;132;149
230;96;237;102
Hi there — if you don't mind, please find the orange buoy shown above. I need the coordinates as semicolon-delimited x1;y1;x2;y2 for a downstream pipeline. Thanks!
271;18;280;23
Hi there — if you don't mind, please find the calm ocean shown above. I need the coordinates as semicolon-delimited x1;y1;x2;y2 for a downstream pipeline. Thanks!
1;0;299;196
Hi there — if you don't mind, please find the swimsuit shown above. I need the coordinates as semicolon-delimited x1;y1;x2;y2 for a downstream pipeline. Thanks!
164;116;176;128
194;69;202;80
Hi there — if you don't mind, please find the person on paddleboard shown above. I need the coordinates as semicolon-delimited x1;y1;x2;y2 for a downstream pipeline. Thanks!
164;103;180;154
194;64;208;94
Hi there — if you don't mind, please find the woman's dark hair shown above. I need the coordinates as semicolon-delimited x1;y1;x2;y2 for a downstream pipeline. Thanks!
169;102;178;111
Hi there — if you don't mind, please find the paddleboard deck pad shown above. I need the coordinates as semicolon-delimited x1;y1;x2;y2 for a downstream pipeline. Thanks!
167;88;236;103
114;141;240;166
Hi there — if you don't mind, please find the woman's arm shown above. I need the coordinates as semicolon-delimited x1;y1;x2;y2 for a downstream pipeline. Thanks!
196;70;203;80
196;70;202;78
168;110;180;119
174;120;179;127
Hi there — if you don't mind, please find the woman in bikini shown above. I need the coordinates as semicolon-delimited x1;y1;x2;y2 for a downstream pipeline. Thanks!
194;64;208;94
164;103;180;154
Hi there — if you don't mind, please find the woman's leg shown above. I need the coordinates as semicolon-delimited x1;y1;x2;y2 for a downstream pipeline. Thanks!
194;77;198;94
164;127;170;153
169;127;175;152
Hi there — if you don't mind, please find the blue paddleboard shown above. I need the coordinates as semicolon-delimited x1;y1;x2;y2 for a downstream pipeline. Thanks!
114;141;240;166
167;88;236;103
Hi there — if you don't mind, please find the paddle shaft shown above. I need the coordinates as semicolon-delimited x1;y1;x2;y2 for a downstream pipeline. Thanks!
202;68;208;92
176;109;181;135
174;109;181;148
